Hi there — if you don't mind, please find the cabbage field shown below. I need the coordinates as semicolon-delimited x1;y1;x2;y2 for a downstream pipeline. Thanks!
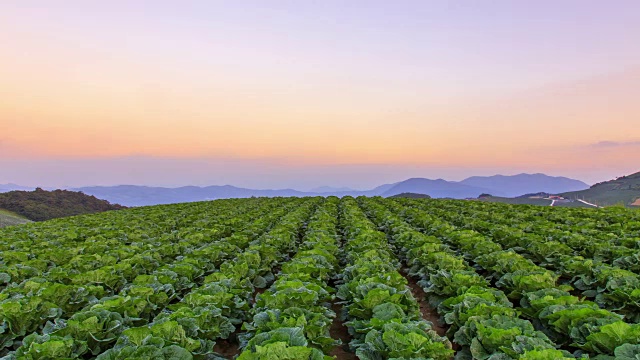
1;196;640;359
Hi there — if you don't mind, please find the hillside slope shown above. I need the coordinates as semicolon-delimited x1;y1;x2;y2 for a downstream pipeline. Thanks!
0;209;32;228
562;171;640;207
0;188;126;221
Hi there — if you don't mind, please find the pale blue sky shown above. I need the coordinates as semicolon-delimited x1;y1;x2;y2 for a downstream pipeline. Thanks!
1;1;639;188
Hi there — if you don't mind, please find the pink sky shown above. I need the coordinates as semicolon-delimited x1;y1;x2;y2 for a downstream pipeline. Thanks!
1;1;639;188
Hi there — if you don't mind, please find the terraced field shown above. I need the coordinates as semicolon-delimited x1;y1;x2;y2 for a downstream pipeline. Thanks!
1;197;639;359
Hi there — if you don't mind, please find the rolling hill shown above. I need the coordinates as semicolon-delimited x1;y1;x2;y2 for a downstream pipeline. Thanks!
562;171;640;207
73;180;481;206
72;173;587;206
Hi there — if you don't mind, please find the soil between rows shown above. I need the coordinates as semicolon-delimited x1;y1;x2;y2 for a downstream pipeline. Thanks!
213;338;240;359
401;268;448;338
328;302;358;360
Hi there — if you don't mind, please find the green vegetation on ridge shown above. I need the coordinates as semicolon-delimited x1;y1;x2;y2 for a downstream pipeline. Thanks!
0;188;125;222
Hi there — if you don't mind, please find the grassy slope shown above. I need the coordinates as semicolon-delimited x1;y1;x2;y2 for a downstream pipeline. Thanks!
0;209;32;228
553;201;595;208
562;171;640;207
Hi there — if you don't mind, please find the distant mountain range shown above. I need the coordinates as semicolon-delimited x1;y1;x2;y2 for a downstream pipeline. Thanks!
64;173;588;207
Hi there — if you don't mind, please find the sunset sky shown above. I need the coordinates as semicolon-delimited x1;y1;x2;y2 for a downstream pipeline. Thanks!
1;1;639;189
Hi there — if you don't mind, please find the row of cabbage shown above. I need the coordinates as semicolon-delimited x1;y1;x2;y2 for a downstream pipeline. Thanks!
0;198;265;288
90;198;318;359
415;199;640;322
464;200;640;242
0;198;316;359
387;198;640;359
337;197;454;359
237;197;341;359
449;206;640;271
442;200;639;259
1;198;268;354
529;202;640;241
359;197;570;359
0;198;295;305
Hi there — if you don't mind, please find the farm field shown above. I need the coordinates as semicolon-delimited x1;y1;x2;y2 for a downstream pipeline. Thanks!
1;197;640;359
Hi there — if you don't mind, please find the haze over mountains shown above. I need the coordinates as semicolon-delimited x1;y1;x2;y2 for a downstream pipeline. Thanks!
30;173;589;207
0;183;37;193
